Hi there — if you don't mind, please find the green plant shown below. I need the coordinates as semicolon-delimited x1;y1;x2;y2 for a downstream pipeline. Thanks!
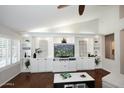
35;48;42;54
25;59;30;69
95;58;101;65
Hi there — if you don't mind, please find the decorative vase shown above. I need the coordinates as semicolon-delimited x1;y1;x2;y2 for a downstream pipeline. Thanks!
33;53;36;58
62;38;67;43
24;52;27;58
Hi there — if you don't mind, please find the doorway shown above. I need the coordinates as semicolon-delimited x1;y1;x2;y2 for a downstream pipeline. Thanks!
120;30;124;74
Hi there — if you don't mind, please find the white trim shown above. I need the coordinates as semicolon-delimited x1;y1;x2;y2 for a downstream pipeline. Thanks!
102;81;117;88
10;40;12;64
0;71;20;87
0;61;21;72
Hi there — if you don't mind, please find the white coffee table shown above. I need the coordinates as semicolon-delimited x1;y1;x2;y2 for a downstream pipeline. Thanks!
54;72;95;88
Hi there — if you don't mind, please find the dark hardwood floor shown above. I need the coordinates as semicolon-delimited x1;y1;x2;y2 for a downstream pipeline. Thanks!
78;69;110;88
1;69;110;88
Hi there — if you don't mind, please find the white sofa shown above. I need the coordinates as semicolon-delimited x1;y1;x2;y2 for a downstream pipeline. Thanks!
102;73;124;88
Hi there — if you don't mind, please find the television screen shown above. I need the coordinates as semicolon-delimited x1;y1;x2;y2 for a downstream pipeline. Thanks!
54;44;74;58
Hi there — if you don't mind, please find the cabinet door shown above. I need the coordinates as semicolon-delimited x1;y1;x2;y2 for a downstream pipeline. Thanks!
77;58;95;70
53;61;61;72
39;40;48;58
79;40;88;57
30;59;38;72
82;58;95;70
53;61;69;72
45;58;53;72
60;61;69;72
77;58;84;70
86;58;95;69
38;59;46;72
68;61;76;71
82;61;89;70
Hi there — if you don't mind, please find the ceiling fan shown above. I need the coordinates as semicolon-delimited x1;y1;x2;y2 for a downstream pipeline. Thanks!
57;5;85;16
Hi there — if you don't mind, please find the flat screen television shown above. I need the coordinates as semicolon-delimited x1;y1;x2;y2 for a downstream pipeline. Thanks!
54;44;75;58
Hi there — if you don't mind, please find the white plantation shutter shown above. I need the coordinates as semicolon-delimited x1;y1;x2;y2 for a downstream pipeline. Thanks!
79;40;87;57
6;39;11;65
0;37;20;68
0;38;11;68
12;40;20;63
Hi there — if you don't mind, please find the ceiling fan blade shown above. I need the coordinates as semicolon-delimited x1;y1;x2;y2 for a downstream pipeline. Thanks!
79;5;85;16
57;5;69;9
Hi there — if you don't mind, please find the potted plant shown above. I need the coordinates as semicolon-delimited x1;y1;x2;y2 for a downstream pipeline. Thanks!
61;38;67;43
35;48;42;54
95;57;101;66
25;59;30;69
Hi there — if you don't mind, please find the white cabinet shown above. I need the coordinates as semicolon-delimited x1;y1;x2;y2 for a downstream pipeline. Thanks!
30;58;52;73
68;61;76;71
82;58;90;70
86;58;95;69
53;60;76;72
30;59;39;72
77;58;95;70
30;58;95;73
38;59;46;72
60;61;69;72
53;61;61;72
53;61;68;72
46;59;53;72
77;58;85;70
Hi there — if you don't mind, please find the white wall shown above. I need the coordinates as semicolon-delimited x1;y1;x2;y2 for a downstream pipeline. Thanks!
120;18;124;30
0;24;21;39
99;6;120;74
30;34;97;59
119;5;124;19
50;19;99;34
0;24;22;86
120;30;124;74
75;36;95;58
31;37;53;59
0;63;21;86
119;6;124;74
31;35;75;58
23;17;99;59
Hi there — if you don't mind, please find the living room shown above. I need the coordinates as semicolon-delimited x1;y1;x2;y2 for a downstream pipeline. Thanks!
0;5;124;89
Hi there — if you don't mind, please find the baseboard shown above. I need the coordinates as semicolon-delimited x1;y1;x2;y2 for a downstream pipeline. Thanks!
102;81;117;88
0;72;21;87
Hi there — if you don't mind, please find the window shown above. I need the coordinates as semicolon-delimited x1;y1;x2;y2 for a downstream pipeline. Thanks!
0;37;20;68
79;40;87;57
12;40;20;63
0;38;11;68
105;33;115;60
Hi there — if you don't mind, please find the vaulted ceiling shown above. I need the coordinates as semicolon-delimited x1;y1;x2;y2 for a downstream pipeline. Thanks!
0;5;114;34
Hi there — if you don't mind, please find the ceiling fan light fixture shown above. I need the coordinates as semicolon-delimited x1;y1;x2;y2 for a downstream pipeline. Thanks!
57;5;85;16
57;5;69;9
79;5;85;16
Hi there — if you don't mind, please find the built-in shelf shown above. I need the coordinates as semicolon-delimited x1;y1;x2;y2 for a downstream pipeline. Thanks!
22;38;32;58
94;37;100;57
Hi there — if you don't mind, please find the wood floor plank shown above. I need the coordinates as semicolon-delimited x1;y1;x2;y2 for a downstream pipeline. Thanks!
1;69;109;88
